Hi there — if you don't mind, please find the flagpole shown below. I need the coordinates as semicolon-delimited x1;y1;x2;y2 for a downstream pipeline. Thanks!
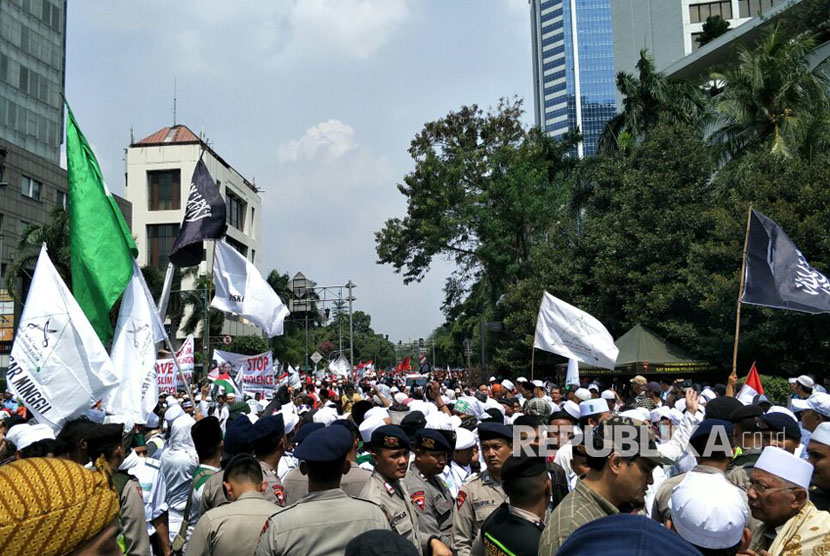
530;347;535;381
732;205;753;374
203;239;215;382
162;334;197;409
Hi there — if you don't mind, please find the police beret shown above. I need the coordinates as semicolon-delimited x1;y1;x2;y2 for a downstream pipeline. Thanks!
477;422;512;443
758;412;801;440
415;429;452;453
224;415;253;455
704;396;744;421
331;419;358;437
85;424;123;453
190;417;222;450
501;455;547;482
295;425;353;462
400;411;426;434
690;419;733;444
248;414;285;444
292;422;324;447
729;404;763;423
371;425;411;451
556;514;702;556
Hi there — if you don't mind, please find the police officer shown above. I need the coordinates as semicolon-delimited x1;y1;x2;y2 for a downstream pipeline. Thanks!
256;424;391;555
452;422;511;556
404;428;454;547
86;423;151;556
186;454;281;555
360;425;452;556
472;455;548;556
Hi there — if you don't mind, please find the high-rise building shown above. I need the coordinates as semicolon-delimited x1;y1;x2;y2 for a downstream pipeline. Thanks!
0;0;69;372
530;0;617;157
125;125;262;339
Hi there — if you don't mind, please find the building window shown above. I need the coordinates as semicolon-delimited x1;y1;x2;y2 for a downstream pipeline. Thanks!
147;170;181;211
738;0;778;18
251;249;256;264
147;224;180;267
0;54;8;83
689;1;732;23
250;207;255;238
18;220;30;237
226;236;248;257
20;176;42;200
226;191;246;231
57;190;67;209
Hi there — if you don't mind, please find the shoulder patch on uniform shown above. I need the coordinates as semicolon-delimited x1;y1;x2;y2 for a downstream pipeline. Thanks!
272;484;286;506
456;490;467;510
384;481;395;494
410;490;425;511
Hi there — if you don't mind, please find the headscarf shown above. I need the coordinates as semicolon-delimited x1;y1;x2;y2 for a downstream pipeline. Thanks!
0;457;118;556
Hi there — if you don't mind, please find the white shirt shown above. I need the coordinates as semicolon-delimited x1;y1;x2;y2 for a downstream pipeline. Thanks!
554;443;576;490
126;455;168;537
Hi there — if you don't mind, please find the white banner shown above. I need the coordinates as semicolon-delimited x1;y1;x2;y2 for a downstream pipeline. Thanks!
533;291;619;370
154;336;195;394
7;245;118;431
155;359;178;395
214;349;276;395
104;262;168;423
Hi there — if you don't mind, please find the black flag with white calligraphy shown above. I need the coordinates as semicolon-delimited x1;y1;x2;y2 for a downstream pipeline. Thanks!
742;208;830;313
169;159;227;267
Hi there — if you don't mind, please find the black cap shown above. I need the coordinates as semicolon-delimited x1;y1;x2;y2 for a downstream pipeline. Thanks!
478;422;512;442
248;414;285;444
481;408;505;423
191;416;222;450
292;422;324;447
295;425;353;462
758;413;801;440
400;411;426;443
331;419;359;438
690;419;733;443
415;429;452;453
85;423;124;453
224;415;253;455
501;455;547;482
371;425;411;451
729;404;764;423
704;396;744;422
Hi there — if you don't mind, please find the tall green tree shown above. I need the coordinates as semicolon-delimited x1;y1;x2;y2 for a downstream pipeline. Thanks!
698;16;730;47
709;26;830;162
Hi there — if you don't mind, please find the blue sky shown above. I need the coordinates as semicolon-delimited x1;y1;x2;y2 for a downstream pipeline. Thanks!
65;0;534;342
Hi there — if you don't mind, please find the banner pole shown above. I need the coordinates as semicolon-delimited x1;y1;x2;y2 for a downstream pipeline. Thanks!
203;239;215;382
163;334;197;408
531;347;535;381
732;206;753;374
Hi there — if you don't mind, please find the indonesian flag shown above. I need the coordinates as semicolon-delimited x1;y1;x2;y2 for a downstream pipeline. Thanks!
737;362;764;404
214;372;240;396
398;356;411;372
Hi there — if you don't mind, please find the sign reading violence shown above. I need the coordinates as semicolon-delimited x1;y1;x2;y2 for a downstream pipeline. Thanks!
213;348;276;396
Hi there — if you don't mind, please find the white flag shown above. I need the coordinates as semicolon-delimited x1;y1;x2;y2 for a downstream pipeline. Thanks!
566;358;580;386
328;354;352;377
210;240;290;336
104;263;168;423
7;245;118;431
533;291;619;370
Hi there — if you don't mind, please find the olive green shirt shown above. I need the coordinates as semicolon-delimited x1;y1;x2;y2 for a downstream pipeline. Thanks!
537;480;619;555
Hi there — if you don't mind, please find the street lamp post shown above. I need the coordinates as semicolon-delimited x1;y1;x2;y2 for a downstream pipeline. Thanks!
347;280;356;369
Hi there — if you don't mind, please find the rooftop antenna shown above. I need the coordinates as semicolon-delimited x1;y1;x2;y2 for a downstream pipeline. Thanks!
173;78;177;127
130;126;134;144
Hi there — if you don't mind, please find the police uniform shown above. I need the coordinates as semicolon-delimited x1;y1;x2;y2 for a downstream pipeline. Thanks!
200;456;285;510
185;490;279;556
472;456;547;556
403;429;454;547
283;461;372;504
359;426;426;554
256;425;391;555
452;422;511;556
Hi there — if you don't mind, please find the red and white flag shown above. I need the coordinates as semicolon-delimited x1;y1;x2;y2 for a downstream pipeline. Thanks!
737;362;765;404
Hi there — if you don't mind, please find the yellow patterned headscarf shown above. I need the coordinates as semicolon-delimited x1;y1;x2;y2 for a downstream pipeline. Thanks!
0;457;119;556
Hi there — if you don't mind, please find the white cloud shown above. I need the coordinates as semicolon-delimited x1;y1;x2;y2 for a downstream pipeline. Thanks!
277;120;357;163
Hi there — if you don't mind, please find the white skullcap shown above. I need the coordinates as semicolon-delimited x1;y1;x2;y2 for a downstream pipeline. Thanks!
5;424;31;448
445;390;456;401
145;412;160;429
650;406;672;422
797;375;815;389
766;406;798;422
532;380;544;388
619;409;647;422
600;390;616;401
574;388;592;402
789;377;798;384
579;398;609;418
669;408;683;425
425;412;453;430
282;410;300;435
700;388;717;402
365;407;390;422
359;416;386;443
588;383;599;392
484;397;506;415
516;377;528;383
408;400;433;416
390;386;399;393
393;392;408;405
755;446;814;490
670;472;748;549
164;404;184;423
501;379;515;392
313;407;338;426
449;415;463;429
15;423;55;451
810;422;830;447
563;400;581;421
455;427;475;450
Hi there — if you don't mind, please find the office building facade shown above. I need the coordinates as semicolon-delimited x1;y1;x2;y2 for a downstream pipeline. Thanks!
125;125;262;338
530;0;617;157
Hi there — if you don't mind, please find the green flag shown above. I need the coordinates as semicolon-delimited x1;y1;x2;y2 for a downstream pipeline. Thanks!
66;102;137;343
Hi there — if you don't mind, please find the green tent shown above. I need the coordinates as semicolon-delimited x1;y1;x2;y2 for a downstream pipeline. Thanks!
578;324;716;375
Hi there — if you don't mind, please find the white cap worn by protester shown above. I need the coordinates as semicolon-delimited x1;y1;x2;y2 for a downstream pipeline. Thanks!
670;472;748;549
532;379;545;389
791;392;830;418
600;390;616;401
15;423;55;451
574;388;592;402
359;416;386;443
579;398;609;419
797;375;816;389
516;377;528;384
501;379;515;392
811;422;830;446
562;400;581;421
164;404;184;423
766;406;798;422
755;446;814;489
455;427;476;450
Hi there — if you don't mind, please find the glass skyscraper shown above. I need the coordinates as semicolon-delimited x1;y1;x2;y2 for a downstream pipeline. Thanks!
530;0;617;157
0;0;66;163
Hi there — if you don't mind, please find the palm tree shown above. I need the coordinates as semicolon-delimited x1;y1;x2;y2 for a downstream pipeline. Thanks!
709;26;830;162
6;208;71;301
598;50;710;153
